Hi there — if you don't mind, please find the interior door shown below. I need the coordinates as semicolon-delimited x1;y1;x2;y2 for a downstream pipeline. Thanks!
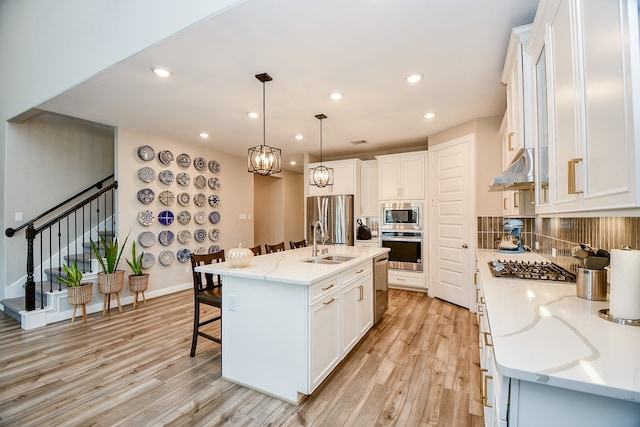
429;135;473;308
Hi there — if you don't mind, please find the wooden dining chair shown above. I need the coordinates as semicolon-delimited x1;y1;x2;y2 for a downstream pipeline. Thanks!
250;245;262;256
189;251;225;357
289;239;307;249
265;242;286;254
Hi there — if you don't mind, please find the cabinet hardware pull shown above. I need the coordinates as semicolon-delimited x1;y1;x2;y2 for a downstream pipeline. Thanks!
356;269;364;274
483;331;493;347
478;305;484;314
483;373;494;408
359;285;363;301
323;297;336;305
474;273;478;286
462;244;468;249
322;284;335;291
480;296;485;304
508;132;515;151
503;197;508;210
397;278;406;281
480;368;488;399
568;158;583;194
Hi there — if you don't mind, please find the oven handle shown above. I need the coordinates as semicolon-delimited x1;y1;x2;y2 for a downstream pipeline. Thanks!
381;236;423;242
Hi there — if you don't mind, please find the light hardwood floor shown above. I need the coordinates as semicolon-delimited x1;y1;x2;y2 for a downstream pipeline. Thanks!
0;289;483;426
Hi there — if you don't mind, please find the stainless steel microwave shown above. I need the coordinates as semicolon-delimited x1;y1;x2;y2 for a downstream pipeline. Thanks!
381;202;422;230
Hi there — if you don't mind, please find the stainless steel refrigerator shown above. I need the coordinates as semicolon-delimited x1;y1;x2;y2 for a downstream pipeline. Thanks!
306;195;354;245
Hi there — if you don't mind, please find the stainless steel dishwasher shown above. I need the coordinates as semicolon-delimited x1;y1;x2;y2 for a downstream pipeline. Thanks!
373;253;389;324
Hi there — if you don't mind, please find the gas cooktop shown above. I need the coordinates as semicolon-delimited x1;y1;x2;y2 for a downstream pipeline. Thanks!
488;259;576;283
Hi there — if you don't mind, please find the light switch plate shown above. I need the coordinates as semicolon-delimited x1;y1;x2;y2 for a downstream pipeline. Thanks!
15;212;23;222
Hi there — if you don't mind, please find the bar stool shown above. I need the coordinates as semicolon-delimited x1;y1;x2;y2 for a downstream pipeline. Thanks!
250;245;262;256
265;242;285;254
289;239;307;249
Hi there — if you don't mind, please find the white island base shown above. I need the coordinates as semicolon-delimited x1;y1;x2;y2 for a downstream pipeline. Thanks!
196;246;388;403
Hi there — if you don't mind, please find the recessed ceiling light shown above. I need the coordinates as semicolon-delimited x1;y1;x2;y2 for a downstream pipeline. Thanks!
248;112;259;119
424;112;437;119
151;66;172;77
200;132;209;138
290;161;297;165
329;92;343;101
406;74;422;83
295;134;304;140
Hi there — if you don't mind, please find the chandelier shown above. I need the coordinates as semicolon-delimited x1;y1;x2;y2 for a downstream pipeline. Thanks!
248;73;282;176
309;113;334;187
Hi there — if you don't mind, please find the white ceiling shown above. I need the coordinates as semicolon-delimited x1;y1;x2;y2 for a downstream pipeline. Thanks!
38;0;539;173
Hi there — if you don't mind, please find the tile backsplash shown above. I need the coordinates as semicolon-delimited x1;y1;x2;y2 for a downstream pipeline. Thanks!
477;216;640;273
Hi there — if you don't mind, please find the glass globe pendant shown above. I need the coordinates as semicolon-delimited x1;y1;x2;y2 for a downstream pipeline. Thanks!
248;73;282;176
309;114;334;188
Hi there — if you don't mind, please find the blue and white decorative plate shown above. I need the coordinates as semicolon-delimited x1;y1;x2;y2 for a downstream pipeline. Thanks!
194;228;207;243
177;153;191;168
193;193;206;207
194;246;206;255
208;160;221;173
194;211;207;225
208;194;220;207
176;172;190;186
208;228;220;242
177;210;191;225
158;190;175;206
208;177;220;190
137;231;156;248
177;229;191;244
177;192;190;206
194;157;207;171
137;167;156;183
158;230;175;246
209;211;220;224
158;210;174;226
158;150;174;165
158;170;174;185
194;175;206;189
137;188;155;204
137;210;155;226
177;248;191;263
141;252;155;269
137;145;155;162
208;245;221;254
158;250;175;266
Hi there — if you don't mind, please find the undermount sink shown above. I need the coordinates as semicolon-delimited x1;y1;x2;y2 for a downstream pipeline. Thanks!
302;254;358;264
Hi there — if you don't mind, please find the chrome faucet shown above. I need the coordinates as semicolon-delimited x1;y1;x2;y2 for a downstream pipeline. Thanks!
312;221;327;257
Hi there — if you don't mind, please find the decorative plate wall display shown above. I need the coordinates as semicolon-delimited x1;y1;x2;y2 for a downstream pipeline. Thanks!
209;228;220;242
194;175;206;189
208;194;221;207
208;160;221;173
176;172;190;186
208;177;220;190
194;211;207;225
158;230;175;246
194;229;207;243
158;170;175;185
137;231;156;248
137;145;155;161
137;210;155;226
137;167;156;183
141;252;155;269
208;245;221;254
177;153;191;168
177;230;192;244
158;190;175;206
193;157;207;171
177;211;191;225
194;246;206;255
158;150;174;165
193;193;206;207
158;250;175;266
209;211;220;224
137;188;155;204
177;248;191;263
177;192;190;206
158;210;175;225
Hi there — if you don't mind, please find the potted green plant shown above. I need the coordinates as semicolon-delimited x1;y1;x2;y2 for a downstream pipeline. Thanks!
91;233;129;316
57;261;93;324
126;241;149;309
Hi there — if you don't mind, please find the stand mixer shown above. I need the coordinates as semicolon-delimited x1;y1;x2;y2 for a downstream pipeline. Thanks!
497;219;525;253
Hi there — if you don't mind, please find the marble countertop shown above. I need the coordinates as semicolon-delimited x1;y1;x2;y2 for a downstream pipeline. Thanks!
195;245;389;285
477;249;640;402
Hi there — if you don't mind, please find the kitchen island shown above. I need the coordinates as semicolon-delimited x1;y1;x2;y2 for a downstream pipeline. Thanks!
195;245;389;403
476;250;640;426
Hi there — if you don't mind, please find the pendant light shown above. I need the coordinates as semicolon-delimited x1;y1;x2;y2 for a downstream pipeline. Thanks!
248;73;282;176
309;113;334;187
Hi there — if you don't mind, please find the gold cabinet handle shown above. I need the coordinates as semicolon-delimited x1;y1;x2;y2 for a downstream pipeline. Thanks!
322;284;335;291
483;331;493;347
508;132;515;151
356;269;364;274
482;371;494;408
568;158;583;194
323;297;336;305
480;296;486;304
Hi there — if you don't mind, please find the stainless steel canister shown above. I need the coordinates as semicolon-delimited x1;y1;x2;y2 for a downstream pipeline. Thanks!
576;267;608;301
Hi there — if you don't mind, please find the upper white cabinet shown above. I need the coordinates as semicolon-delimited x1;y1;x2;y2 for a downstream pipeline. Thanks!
529;0;640;213
376;152;427;200
308;159;361;196
360;160;378;216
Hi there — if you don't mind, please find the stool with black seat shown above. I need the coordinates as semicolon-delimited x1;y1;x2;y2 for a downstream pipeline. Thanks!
265;242;285;254
250;245;262;256
289;239;307;249
190;251;225;357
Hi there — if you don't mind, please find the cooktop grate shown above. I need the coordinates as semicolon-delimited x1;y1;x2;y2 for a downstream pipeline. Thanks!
488;260;576;283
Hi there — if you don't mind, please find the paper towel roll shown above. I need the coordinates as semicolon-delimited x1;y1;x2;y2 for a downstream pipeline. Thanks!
609;248;640;320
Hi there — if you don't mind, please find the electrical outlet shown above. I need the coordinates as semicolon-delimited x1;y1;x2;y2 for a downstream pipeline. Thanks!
229;295;237;311
15;212;23;222
185;266;190;274
552;248;557;258
535;241;540;251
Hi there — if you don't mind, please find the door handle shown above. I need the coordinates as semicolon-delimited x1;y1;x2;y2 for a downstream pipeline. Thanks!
462;244;468;249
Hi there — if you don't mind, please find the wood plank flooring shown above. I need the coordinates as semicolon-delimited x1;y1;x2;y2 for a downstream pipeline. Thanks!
0;289;483;426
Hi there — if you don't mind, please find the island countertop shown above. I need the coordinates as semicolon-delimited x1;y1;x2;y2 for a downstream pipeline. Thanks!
477;249;640;403
194;245;389;285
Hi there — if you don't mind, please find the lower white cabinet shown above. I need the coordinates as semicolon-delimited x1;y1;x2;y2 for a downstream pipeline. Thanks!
310;285;341;390
388;269;426;292
341;268;373;355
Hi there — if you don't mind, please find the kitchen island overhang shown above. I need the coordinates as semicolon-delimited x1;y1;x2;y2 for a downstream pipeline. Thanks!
195;245;389;403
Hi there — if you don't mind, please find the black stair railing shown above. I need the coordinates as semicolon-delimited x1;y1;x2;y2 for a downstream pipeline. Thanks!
5;175;117;311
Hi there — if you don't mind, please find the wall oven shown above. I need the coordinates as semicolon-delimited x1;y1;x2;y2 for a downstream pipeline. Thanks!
381;202;422;230
380;231;423;272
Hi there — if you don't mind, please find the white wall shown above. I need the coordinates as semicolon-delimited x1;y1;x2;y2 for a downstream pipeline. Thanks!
117;127;254;294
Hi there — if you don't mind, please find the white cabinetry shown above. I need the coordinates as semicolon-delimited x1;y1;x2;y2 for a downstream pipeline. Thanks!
530;0;640;213
376;152;427;200
499;113;521;217
308;159;361;196
341;261;373;354
360;160;378;216
388;269;425;292
310;275;341;390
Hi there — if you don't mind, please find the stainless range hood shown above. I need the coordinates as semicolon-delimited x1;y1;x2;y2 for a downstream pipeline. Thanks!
489;148;535;192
